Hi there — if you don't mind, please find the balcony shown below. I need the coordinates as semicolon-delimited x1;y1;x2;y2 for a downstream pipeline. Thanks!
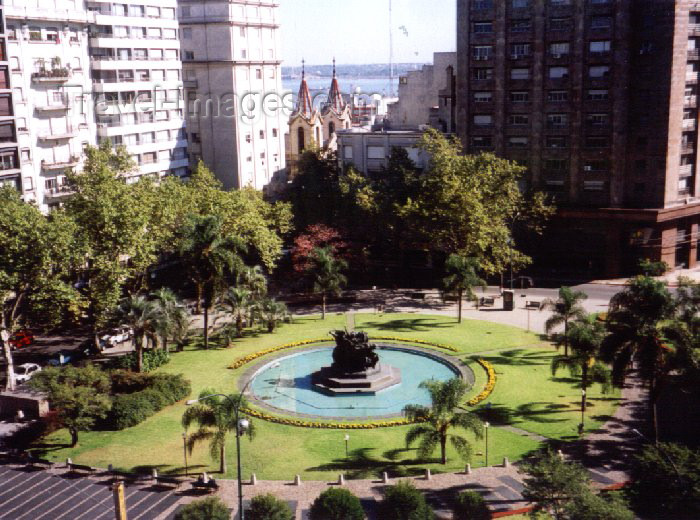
183;79;198;89
690;24;700;37
44;185;74;198
42;156;80;171
687;73;699;85
685;96;698;108
688;49;700;61
680;164;694;177
37;127;79;141
31;68;72;83
681;144;695;155
683;119;697;131
35;100;71;112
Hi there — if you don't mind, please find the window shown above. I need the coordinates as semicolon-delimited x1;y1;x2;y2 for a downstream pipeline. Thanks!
546;136;568;148
182;28;192;40
508;136;529;148
21;149;31;162
510;20;532;33
241;49;248;59
343;146;353;160
585;136;608;148
472;136;493;147
474;91;493;102
510;43;531;59
184;51;194;61
589;40;611;53
590;0;611;4
550;0;572;5
548;90;568;102
509;114;530;126
550;17;572;31
589;65;610;78
511;91;530;102
259;130;265;139
0;150;17;169
549;42;570;57
547;113;569;127
511;68;530;80
545;159;568;172
473;68;493;80
584;181;605;191
472;45;493;60
272;128;278;137
245;133;252;143
240;27;246;37
29;27;42;41
367;146;386;159
587;89;609;100
587;113;610;126
473;22;493;34
46;28;59;42
591;16;612;29
512;0;529;7
181;6;191;18
7;26;17;41
256;69;262;79
549;66;569;79
473;114;493;126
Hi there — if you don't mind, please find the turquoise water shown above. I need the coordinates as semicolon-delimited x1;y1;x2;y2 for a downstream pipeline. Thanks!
248;347;459;418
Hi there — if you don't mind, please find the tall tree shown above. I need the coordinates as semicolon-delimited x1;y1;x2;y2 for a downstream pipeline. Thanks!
256;298;289;333
551;314;611;419
442;255;486;323
150;288;189;353
403;378;483;464
0;187;82;391
309;246;348;319
30;364;111;446
238;265;268;327
178;215;246;349
218;287;252;338
115;295;162;372
182;389;254;475
542;287;588;356
601;276;676;443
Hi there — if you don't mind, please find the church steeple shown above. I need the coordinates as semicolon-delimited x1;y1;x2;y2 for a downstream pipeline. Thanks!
295;59;313;118
327;58;345;113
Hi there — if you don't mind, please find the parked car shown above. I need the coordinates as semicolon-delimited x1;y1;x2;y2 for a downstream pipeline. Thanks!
99;326;133;350
14;363;42;383
9;330;34;349
47;346;91;367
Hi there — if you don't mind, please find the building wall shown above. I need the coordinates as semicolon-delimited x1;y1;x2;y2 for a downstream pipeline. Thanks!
388;52;456;130
0;0;20;197
179;0;286;190
337;130;429;175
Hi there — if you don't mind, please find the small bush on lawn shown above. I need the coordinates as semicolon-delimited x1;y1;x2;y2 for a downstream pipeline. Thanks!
110;370;152;393
453;491;490;520
247;493;294;520
377;480;435;520
117;349;171;372
107;374;191;429
309;488;365;520
174;497;229;520
638;259;669;276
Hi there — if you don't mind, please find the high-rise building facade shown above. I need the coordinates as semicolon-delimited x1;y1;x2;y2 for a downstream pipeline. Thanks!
457;0;700;276
178;0;286;190
4;0;187;212
0;0;20;196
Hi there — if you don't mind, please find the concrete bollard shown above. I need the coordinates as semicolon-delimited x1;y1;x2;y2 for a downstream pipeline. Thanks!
425;469;432;481
294;474;302;486
503;457;510;468
152;469;158;479
465;464;472;475
557;450;565;460
338;474;345;486
251;474;257;486
382;472;389;484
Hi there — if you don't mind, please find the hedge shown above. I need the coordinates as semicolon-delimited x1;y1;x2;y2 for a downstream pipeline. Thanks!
117;349;171;373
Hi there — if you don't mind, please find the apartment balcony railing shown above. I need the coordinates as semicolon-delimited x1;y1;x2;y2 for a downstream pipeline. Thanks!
42;156;80;171
680;164;694;177
37;127;78;141
685;96;698;108
36;99;70;112
688;73;699;84
44;185;74;197
31;68;72;83
688;49;700;61
683;119;697;131
690;24;700;36
681;144;696;154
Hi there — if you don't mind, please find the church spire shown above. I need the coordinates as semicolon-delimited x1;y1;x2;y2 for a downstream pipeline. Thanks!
327;58;345;113
295;59;313;118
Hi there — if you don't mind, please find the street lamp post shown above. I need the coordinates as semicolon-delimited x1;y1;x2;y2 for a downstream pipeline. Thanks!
580;389;586;435
344;434;350;458
182;432;188;477
484;422;490;467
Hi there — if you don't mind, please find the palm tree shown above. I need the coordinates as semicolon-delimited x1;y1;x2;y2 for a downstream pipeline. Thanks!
600;276;676;443
257;298;289;333
443;254;486;323
551;314;611;418
115;295;162;372
178;215;246;349
403;378;483;464
309;246;348;319
541;287;588;356
181;389;255;475
238;265;267;327
150;288;189;353
218;287;253;338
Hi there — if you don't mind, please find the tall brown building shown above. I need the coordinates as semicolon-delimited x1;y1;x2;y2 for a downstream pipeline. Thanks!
457;0;700;277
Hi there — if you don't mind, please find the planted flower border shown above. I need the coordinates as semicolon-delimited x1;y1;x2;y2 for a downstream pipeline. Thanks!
232;337;496;429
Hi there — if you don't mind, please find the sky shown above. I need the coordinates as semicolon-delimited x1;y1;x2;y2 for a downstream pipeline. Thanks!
279;0;456;67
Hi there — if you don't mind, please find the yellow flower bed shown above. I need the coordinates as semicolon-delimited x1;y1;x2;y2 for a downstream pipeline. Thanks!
467;359;496;406
241;407;413;429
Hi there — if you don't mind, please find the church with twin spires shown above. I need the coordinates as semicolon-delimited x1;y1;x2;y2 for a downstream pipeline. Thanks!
286;60;353;173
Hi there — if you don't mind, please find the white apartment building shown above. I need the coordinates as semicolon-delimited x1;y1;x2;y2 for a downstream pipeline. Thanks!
4;0;187;211
178;0;286;190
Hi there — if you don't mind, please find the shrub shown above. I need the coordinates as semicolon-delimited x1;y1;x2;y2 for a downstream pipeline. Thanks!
247;494;294;520
309;488;365;520
174;497;230;520
150;374;191;402
110;370;152;393
638;259;669;276
377;481;435;520
453;491;490;520
117;349;171;372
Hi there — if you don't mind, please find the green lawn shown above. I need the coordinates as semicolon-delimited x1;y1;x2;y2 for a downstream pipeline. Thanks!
32;313;619;480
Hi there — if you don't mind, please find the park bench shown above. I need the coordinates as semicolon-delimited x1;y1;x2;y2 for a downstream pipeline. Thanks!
26;456;53;468
479;297;496;307
525;301;542;310
192;479;219;493
68;462;97;475
156;475;183;488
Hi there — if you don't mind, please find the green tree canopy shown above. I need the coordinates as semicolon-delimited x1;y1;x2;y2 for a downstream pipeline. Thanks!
174;497;230;520
248;494;294;520
443;255;486;323
309;488;365;520
377;480;435;520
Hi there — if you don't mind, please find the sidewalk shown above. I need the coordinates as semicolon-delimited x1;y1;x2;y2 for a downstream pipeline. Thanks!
590;266;700;287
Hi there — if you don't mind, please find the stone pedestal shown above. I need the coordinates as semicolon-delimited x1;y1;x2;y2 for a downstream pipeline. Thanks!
311;363;401;395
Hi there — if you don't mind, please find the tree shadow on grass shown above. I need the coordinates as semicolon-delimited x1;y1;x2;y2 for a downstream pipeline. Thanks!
306;447;436;480
359;318;453;333
477;350;552;367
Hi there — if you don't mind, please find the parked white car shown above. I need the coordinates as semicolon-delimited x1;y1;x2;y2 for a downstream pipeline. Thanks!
99;326;133;350
14;363;42;384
